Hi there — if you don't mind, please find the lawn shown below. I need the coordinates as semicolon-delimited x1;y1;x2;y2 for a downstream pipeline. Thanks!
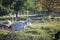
0;21;60;40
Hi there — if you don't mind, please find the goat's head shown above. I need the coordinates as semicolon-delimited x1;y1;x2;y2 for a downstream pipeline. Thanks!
25;18;32;25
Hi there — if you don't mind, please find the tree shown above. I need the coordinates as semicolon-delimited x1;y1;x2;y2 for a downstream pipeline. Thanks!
13;0;26;21
0;0;34;20
36;0;60;12
51;0;60;12
13;0;34;21
0;7;9;16
26;0;34;9
36;0;58;16
0;0;2;4
35;0;44;12
2;0;15;7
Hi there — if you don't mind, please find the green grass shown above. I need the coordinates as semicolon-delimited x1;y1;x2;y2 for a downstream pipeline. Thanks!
0;21;60;40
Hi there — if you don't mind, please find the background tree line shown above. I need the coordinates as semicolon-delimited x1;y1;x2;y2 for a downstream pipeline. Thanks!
0;0;60;17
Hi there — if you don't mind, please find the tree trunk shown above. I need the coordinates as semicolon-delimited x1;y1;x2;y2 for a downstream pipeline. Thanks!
16;11;18;21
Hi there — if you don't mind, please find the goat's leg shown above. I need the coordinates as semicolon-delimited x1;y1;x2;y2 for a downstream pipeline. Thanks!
8;30;15;40
8;30;12;35
22;28;26;33
8;30;15;35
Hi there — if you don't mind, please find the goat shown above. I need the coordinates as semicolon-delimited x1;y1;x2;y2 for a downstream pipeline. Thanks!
8;18;32;35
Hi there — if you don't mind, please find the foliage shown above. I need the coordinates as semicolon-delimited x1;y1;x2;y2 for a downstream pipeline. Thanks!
36;0;47;12
36;0;60;12
0;0;2;4
0;0;34;17
1;0;34;11
0;7;9;16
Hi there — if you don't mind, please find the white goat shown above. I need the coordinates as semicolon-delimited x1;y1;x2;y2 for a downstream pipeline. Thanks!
8;18;32;34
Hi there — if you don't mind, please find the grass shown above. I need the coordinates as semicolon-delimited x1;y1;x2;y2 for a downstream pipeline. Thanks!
0;21;60;40
0;16;60;40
